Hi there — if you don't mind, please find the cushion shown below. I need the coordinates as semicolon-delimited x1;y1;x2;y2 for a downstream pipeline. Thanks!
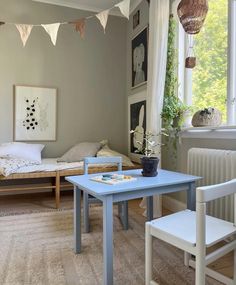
0;142;44;163
97;145;134;167
58;142;101;163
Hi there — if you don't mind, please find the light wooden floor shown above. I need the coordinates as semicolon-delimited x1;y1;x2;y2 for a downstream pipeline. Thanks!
0;191;233;281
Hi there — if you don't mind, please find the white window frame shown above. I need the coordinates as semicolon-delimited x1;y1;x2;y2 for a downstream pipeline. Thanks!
227;0;236;125
177;0;236;128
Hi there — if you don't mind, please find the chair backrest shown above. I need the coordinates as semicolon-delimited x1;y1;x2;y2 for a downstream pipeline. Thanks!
197;179;236;226
83;156;122;174
197;179;236;203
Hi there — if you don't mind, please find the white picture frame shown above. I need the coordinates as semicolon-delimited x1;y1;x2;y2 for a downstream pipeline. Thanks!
13;85;57;141
128;90;147;163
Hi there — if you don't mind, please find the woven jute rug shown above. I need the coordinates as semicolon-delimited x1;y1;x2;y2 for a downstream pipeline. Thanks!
0;207;223;285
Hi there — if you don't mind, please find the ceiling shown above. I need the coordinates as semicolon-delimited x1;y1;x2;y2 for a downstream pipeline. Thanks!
33;0;143;16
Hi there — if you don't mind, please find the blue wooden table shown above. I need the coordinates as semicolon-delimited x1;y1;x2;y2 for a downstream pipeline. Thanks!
66;169;201;285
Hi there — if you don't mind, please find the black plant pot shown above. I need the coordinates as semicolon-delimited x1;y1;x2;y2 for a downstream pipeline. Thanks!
140;156;159;177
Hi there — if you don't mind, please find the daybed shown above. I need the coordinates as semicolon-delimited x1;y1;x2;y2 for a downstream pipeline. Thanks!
0;158;139;208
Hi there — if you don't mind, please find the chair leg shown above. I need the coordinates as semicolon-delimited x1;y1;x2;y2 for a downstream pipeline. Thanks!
55;172;60;209
195;254;205;285
83;192;90;233
145;222;153;285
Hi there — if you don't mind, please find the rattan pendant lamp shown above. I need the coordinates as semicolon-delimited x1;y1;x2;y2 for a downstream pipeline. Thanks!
177;0;208;68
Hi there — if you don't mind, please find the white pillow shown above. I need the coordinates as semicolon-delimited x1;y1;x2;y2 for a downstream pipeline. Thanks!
97;145;134;167
0;142;44;163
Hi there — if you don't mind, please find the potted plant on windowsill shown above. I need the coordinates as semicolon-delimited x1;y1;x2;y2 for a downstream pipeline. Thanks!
130;130;167;177
161;96;191;131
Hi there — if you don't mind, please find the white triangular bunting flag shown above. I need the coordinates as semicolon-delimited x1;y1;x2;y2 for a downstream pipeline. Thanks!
15;24;33;46
115;0;130;19
96;9;110;33
41;23;60;45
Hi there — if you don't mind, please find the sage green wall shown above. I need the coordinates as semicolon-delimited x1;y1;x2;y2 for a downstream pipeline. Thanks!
0;0;127;157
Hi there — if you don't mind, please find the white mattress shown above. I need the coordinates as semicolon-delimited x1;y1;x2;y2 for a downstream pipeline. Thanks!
15;158;84;173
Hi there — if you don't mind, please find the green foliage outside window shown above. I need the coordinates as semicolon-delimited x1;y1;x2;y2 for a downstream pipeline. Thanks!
192;0;227;122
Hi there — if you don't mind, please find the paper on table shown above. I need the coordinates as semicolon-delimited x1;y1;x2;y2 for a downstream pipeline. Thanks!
90;175;137;185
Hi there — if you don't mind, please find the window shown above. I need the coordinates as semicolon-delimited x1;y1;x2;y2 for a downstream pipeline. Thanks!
192;0;227;123
178;0;236;126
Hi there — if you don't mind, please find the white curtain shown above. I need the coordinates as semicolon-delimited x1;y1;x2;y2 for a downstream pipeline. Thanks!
140;0;170;218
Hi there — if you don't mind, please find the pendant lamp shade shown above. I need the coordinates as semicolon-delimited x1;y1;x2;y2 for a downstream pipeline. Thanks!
177;0;208;34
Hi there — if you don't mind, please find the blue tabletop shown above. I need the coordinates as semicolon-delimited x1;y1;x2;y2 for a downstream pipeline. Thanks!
66;169;201;196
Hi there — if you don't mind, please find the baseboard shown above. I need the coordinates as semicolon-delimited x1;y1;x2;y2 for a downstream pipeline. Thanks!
163;195;186;212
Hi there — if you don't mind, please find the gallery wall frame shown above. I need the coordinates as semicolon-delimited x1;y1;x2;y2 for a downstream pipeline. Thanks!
13;85;57;142
131;25;148;89
133;10;140;30
128;90;147;163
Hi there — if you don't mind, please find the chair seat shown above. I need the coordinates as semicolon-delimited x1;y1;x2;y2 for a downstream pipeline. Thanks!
150;210;236;247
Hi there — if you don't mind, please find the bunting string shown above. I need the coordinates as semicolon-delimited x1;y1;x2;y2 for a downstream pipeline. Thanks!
0;0;130;47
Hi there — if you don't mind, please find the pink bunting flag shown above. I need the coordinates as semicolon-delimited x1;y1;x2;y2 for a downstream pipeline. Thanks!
15;24;33;46
70;18;86;38
41;23;61;46
115;0;130;19
96;9;110;33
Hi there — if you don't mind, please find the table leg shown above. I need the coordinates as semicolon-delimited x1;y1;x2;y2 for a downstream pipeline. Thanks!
118;201;129;230
74;186;81;254
83;192;90;233
187;182;196;211
147;196;153;221
103;195;113;285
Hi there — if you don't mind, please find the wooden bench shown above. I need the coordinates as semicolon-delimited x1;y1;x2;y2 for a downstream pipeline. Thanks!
0;164;140;208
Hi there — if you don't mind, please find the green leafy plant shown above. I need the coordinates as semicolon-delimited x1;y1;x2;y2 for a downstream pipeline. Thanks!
161;15;191;131
162;96;190;130
130;130;168;157
161;15;192;169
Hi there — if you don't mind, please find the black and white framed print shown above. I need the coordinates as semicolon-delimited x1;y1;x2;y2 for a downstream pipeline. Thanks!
133;10;140;30
131;26;148;89
14;85;57;141
128;90;147;162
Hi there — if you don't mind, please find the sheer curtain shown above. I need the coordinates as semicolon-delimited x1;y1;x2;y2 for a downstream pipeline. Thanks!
140;0;170;217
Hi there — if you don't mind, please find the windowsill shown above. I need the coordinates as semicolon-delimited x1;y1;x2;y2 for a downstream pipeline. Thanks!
179;125;236;139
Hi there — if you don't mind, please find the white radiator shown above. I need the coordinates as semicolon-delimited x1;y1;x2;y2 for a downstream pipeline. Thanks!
187;148;236;222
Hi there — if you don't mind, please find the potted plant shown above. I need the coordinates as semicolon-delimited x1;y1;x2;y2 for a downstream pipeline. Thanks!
161;96;191;131
130;130;167;177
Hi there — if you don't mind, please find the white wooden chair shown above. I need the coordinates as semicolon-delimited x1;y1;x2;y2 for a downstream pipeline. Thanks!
145;179;236;285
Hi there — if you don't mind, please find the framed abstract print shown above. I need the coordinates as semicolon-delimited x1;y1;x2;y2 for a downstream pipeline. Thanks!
13;85;57;141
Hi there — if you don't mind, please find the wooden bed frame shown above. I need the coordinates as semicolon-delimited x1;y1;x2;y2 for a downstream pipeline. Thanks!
0;164;140;208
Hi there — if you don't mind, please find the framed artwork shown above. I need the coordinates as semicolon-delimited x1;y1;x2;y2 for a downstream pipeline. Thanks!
128;90;147;163
13;85;57;141
131;26;148;89
133;10;140;30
